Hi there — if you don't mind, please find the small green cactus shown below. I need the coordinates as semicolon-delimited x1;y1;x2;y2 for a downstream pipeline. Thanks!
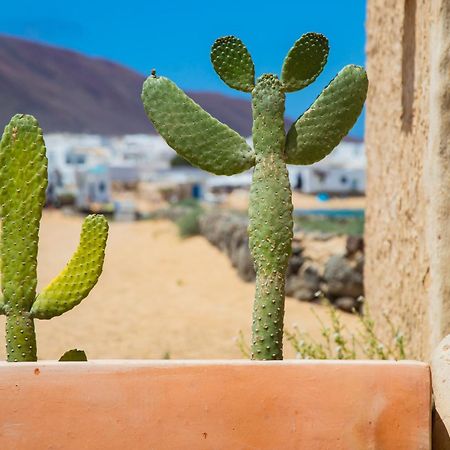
59;349;88;362
142;34;368;360
0;114;109;362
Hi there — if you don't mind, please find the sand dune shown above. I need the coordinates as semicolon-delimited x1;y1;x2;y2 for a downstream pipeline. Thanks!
0;211;357;360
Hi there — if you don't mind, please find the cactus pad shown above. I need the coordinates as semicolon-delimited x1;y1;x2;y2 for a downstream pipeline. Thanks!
211;36;255;92
281;33;329;92
285;65;368;164
31;214;108;319
142;75;255;175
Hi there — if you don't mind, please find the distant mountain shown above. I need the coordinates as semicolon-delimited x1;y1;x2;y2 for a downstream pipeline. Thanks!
0;34;255;136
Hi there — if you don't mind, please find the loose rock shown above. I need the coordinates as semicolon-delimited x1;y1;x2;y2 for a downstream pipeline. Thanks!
323;255;364;300
346;235;364;256
286;265;321;301
334;297;358;313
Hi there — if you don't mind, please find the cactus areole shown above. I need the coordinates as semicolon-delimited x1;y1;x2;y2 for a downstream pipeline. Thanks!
0;114;109;362
142;34;368;360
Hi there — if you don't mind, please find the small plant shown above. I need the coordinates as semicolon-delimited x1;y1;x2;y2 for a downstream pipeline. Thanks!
172;198;204;237
0;114;108;362
176;205;203;237
59;349;88;362
285;299;407;360
237;300;407;360
148;198;204;236
142;34;367;359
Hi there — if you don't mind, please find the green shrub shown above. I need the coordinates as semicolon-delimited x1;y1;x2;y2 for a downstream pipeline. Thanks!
175;205;203;237
285;300;407;360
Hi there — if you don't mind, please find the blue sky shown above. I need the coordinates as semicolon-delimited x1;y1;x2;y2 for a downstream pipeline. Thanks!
1;0;367;137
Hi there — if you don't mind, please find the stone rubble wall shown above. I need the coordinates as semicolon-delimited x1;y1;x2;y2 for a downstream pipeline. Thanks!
199;211;364;313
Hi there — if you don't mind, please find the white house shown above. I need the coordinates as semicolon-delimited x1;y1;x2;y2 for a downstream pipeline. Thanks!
287;138;365;194
45;133;174;190
75;164;111;210
43;133;365;207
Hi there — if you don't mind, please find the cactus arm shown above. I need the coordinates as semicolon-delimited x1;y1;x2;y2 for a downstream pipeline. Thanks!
0;114;47;361
0;242;3;313
249;75;293;360
211;36;255;92
0;234;3;314
281;33;329;92
30;215;108;320
141;75;255;175
285;65;368;165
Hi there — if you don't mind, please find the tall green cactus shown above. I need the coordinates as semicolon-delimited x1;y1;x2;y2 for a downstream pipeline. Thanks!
142;33;368;360
0;114;108;362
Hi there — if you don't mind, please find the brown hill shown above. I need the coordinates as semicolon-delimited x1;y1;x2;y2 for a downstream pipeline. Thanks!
0;34;254;136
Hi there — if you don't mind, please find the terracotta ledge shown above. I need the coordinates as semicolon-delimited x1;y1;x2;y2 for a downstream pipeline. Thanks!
0;360;431;450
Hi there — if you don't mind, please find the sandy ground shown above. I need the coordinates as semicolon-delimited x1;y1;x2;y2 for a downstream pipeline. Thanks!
223;189;365;211
0;211;357;360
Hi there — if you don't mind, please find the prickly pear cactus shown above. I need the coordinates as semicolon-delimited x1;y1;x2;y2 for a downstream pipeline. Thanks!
0;114;109;362
142;34;368;360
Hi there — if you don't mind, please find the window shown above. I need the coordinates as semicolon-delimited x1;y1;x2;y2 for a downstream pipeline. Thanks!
66;153;86;165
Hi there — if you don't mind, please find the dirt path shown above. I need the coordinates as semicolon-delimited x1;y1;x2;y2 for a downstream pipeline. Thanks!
0;211;357;360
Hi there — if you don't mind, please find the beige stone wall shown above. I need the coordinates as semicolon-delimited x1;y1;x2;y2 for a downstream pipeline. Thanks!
365;0;450;360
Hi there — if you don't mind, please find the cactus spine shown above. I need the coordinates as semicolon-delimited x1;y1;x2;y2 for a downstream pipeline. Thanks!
142;34;368;360
0;114;108;362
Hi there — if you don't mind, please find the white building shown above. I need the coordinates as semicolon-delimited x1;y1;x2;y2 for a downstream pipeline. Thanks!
107;135;174;181
287;138;365;194
75;164;111;210
43;133;365;204
44;133;174;195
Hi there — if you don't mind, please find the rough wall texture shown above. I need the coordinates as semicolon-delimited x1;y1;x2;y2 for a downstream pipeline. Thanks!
365;0;450;360
426;0;450;359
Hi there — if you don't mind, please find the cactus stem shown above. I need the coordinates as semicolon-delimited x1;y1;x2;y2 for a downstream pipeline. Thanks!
5;312;37;362
248;74;293;360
